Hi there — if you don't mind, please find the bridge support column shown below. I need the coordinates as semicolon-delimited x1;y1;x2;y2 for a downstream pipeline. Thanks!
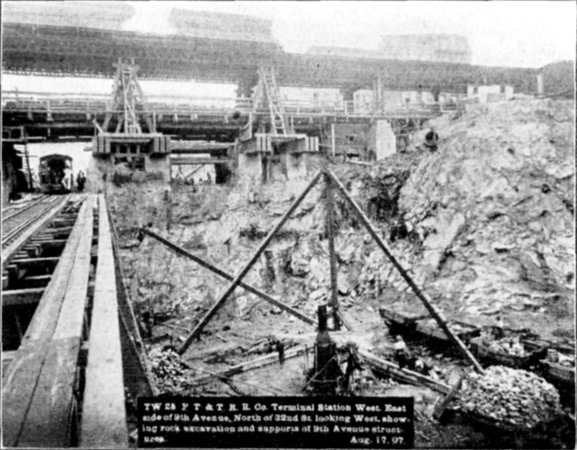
236;134;321;187
87;135;172;192
371;120;396;160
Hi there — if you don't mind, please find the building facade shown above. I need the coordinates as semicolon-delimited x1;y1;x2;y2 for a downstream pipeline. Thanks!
467;85;514;103
379;34;472;65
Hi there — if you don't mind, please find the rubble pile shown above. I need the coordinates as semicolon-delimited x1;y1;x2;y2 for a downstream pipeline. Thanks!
455;366;562;428
486;336;527;357
148;347;192;392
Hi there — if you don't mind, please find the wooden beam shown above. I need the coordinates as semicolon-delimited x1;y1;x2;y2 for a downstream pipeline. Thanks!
29;238;85;246
7;258;60;285
326;169;484;373
48;219;76;228
2;351;16;375
35;226;74;234
358;349;450;395
331;122;336;161
325;174;341;330
81;194;128;448
2;288;45;307
433;372;468;421
8;256;59;268
2;200;88;447
107;201;157;398
170;146;230;154
17;197;93;448
171;157;232;165
187;345;312;388
17;275;53;289
178;170;323;355
140;228;316;327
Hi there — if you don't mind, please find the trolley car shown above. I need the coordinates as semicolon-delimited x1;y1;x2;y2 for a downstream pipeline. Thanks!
39;154;74;194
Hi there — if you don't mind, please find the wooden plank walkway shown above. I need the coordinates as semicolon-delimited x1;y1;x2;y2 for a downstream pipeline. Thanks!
2;197;92;447
80;195;128;448
19;198;94;448
2;194;140;447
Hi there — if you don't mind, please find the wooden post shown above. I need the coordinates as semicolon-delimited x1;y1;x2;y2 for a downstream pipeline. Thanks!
331;123;336;162
164;188;172;232
325;174;340;330
178;170;323;355
24;142;33;192
325;169;484;373
139;227;315;327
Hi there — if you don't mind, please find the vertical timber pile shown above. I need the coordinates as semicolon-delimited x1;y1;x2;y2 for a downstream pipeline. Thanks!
324;169;484;373
325;173;340;330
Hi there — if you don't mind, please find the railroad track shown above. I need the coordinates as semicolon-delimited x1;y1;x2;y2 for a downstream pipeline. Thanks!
1;195;49;224
2;194;145;448
2;195;70;267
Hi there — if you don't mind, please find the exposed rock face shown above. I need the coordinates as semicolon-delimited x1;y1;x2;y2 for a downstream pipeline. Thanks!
397;99;574;333
111;98;574;343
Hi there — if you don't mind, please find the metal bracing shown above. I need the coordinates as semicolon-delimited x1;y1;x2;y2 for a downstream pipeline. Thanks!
100;59;155;134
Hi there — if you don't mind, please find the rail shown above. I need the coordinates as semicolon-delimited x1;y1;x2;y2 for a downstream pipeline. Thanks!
2;89;457;120
2;198;93;447
2;195;49;223
2;196;70;268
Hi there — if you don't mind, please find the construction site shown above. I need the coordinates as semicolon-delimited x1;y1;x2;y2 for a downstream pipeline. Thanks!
1;2;575;449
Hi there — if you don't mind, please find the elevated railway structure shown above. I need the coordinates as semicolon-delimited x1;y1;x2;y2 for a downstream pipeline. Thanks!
2;1;542;97
2;21;539;95
2;4;545;148
2;194;151;447
2;89;455;141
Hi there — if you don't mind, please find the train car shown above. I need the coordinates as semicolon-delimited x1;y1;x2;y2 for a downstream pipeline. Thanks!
39;154;73;194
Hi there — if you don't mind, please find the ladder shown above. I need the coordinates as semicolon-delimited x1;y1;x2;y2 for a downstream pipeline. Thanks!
253;67;289;136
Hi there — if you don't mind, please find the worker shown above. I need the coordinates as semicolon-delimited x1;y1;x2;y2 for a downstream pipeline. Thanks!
30;169;39;192
62;160;73;191
393;335;410;369
424;128;439;152
494;315;505;339
342;343;363;393
76;170;86;192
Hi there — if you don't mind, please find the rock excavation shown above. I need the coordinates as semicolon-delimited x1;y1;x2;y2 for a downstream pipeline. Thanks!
107;98;574;448
2;4;574;447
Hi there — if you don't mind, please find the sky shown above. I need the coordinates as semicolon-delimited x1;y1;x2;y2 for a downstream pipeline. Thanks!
121;1;576;68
